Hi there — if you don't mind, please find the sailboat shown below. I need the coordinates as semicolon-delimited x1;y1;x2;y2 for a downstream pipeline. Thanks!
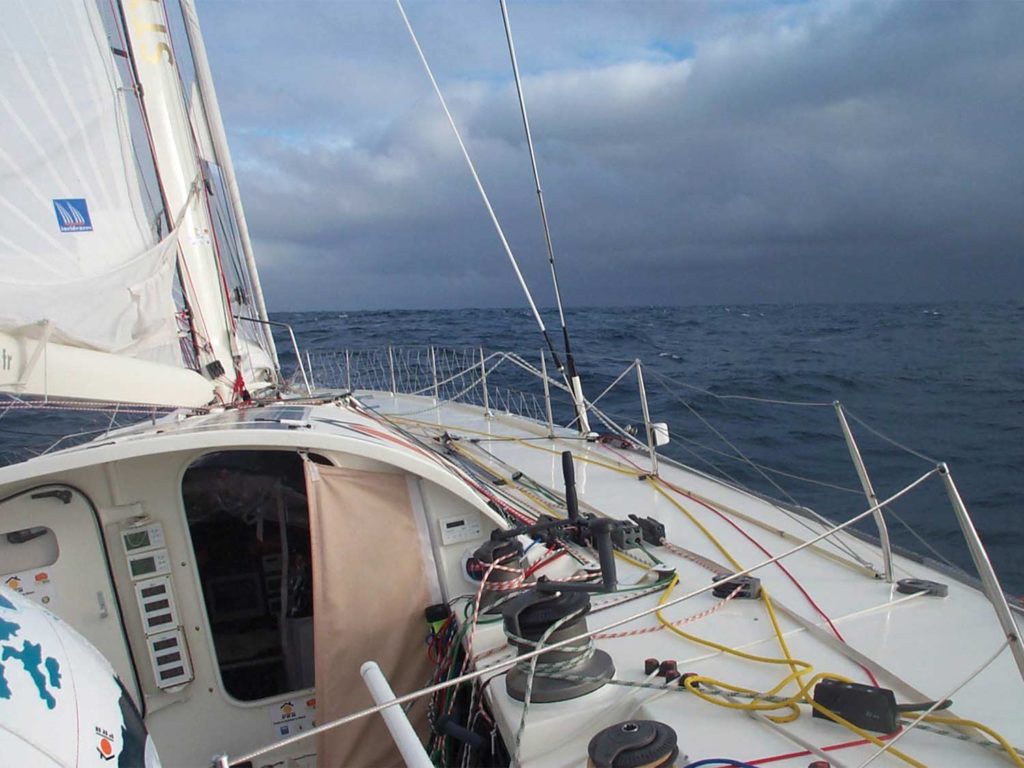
2;2;1022;767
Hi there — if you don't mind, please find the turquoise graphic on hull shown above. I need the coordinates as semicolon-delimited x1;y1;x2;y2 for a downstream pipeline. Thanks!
0;590;63;709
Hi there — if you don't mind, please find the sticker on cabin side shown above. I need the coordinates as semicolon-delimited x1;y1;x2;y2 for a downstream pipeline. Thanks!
2;570;57;611
269;698;313;736
52;198;93;233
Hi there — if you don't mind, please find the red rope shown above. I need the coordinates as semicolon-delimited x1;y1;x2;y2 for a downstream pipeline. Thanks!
657;475;880;687
597;442;878;686
746;727;900;764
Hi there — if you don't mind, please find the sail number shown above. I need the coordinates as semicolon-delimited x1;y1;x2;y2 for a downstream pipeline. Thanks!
126;0;174;66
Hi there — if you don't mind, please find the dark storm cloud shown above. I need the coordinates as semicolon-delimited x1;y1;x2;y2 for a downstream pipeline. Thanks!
198;0;1024;310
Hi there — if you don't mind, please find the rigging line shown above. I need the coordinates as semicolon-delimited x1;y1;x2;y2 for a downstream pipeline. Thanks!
160;0;245;390
648;368;802;507
577;360;638;413
498;0;578;380
661;376;835;409
225;468;940;767
647;369;871;565
843;407;939;465
883;503;961;572
669;431;863;494
180;0;279;368
394;0;564;374
579;393;861;495
856;639;1013;768
109;0;173;236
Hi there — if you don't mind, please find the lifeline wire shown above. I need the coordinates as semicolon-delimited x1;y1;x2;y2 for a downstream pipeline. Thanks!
843;407;940;465
855;639;1013;768
394;0;565;374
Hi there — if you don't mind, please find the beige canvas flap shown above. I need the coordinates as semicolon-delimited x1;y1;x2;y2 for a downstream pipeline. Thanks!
305;461;433;767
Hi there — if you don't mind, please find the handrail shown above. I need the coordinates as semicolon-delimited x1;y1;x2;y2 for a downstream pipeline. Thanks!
835;400;894;582
233;316;311;395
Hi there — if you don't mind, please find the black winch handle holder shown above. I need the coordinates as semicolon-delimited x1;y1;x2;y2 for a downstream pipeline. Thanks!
562;450;580;522
536;518;614;593
537;517;616;593
493;450;583;542
490;451;618;592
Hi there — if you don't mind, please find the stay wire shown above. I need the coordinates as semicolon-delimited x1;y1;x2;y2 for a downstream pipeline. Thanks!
394;0;564;375
498;0;578;383
647;368;870;566
843;407;940;465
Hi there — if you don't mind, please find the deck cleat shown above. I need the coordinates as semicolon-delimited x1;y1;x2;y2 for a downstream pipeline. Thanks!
712;573;762;599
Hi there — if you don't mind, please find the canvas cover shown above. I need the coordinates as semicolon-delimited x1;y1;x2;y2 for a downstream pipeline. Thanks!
305;462;434;767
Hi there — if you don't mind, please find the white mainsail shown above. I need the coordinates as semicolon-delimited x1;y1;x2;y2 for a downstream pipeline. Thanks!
0;0;277;407
0;2;179;363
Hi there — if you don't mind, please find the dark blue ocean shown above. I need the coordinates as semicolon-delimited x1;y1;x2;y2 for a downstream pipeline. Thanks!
278;301;1022;594
3;302;1021;593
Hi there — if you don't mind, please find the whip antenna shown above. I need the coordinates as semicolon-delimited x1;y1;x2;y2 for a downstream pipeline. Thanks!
498;0;591;432
395;0;563;374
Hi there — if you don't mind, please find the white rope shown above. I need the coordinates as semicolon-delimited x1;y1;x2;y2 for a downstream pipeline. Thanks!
844;407;939;465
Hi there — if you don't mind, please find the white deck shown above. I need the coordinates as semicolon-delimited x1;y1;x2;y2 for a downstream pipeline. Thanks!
365;391;1023;767
1;390;1020;767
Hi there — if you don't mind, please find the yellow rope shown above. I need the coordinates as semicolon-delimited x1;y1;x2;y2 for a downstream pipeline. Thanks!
398;417;1020;766
921;716;1024;767
647;480;934;766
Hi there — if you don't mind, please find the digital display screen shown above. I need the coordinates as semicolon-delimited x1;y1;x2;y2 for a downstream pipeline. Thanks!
141;585;166;599
446;520;464;529
152;638;177;652
147;613;173;627
124;530;151;551
159;666;184;681
130;557;157;577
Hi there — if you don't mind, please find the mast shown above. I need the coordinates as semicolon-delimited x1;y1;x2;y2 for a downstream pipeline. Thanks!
120;0;242;401
178;0;280;375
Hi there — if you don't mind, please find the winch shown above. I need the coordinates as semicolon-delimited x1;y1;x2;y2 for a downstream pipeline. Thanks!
501;587;614;702
587;720;679;768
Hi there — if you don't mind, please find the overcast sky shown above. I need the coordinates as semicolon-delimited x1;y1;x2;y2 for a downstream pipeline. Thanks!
197;0;1023;311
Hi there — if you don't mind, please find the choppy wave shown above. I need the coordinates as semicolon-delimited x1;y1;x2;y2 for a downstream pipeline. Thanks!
2;301;1021;591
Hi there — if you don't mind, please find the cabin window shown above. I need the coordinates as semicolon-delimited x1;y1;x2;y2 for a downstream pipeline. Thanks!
1;525;59;581
182;450;326;702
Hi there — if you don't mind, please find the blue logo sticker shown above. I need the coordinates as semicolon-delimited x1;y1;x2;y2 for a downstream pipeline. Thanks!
52;198;92;233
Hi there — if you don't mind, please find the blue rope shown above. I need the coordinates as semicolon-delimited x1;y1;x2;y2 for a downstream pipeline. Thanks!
684;760;759;768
